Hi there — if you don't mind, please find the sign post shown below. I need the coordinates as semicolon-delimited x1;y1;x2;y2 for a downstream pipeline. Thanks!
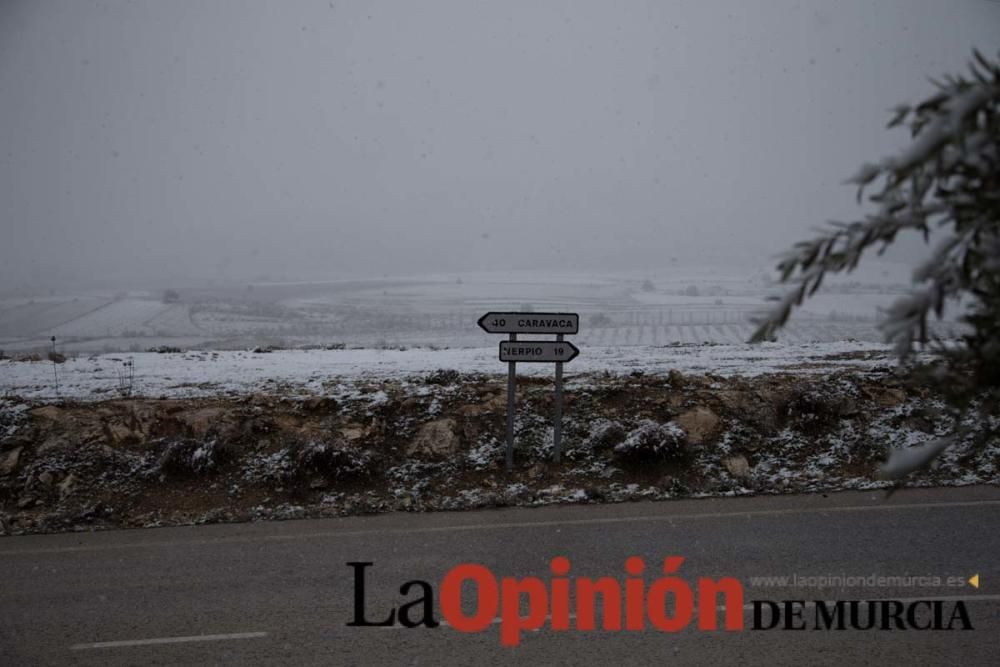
506;333;516;472
478;312;580;471
554;333;563;463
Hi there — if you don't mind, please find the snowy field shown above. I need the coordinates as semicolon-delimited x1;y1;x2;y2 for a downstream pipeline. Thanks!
0;264;959;354
0;341;903;401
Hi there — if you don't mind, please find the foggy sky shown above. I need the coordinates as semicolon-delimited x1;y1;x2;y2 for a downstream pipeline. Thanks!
1;0;998;289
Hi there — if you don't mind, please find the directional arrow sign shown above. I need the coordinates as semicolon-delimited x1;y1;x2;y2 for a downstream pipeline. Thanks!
500;340;580;363
478;312;579;335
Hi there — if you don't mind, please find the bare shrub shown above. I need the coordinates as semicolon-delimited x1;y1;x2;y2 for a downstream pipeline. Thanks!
155;439;233;477
613;420;686;462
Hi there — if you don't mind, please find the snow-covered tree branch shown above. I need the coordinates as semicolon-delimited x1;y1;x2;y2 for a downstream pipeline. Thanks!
751;50;1000;478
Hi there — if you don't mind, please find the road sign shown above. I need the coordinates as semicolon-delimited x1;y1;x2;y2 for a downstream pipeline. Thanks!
478;312;579;335
499;340;580;363
480;310;582;470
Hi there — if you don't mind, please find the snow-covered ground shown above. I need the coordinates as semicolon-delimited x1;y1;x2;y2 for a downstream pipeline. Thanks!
0;341;902;401
2;263;961;354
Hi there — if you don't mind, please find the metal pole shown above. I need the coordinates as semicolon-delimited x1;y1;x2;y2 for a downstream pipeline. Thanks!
553;332;563;463
506;332;516;472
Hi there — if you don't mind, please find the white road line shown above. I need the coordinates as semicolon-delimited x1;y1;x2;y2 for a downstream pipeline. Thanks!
386;594;1000;631
5;497;1000;556
70;631;268;650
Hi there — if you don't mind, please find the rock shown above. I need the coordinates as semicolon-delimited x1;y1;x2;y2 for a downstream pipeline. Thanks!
79;427;106;445
457;404;483;417
17;495;34;509
722;454;751;479
0;447;23;476
248;393;273;407
302;396;338;415
715;390;745;412
405;419;460;459
340;424;368;442
875;388;907;408
37;436;70;455
309;477;329;490
459;419;483;443
183;408;228;439
127;406;157;436
105;422;135;446
458;393;505;417
527;463;546;480
900;415;935;434
675;407;720;445
38;471;55;487
656;474;677;490
31;406;63;421
58;474;77;500
837;398;859;417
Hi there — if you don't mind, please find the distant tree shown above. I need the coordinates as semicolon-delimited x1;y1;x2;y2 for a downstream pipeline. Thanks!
162;289;181;304
641;278;655;292
751;50;1000;478
684;285;699;297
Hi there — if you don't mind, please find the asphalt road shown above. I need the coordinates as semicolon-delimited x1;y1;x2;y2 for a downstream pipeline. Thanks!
1;486;998;666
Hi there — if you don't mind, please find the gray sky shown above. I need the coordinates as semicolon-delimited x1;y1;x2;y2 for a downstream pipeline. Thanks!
2;0;998;289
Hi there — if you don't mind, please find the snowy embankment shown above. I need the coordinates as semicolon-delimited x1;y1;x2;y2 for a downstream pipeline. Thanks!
0;338;996;536
0;341;898;401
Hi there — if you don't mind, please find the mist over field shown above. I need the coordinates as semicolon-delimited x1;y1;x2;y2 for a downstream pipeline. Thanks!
2;0;998;288
0;1;997;353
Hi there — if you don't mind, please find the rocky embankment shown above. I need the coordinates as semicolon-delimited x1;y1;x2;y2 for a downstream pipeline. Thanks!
1;368;997;535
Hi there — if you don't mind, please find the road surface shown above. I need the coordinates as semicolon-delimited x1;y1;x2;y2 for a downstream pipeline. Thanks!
1;486;998;665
